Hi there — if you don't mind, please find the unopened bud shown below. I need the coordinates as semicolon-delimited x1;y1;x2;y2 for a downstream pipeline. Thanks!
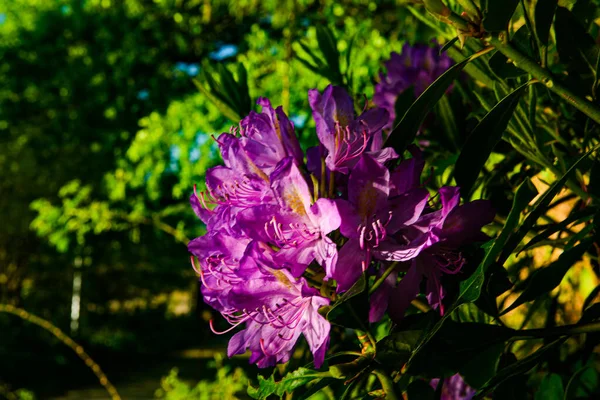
423;0;452;17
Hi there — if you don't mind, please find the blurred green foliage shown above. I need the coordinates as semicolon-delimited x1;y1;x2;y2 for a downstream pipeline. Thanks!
0;0;431;396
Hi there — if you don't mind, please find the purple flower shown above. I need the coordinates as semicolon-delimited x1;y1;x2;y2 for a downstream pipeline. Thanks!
218;242;331;368
430;374;476;400
374;43;453;129
376;187;495;321
191;166;273;236
308;85;389;174
333;154;429;293
236;156;341;277
188;231;251;312
216;97;303;179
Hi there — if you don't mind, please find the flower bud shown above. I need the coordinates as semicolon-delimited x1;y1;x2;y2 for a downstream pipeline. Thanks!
423;0;451;17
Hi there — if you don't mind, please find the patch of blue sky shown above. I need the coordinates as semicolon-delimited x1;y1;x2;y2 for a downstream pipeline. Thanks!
290;114;308;129
209;44;238;61
168;145;181;172
174;62;200;77
137;89;149;100
0;13;6;25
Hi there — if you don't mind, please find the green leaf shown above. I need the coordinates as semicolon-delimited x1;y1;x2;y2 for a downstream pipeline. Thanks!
499;146;598;264
193;78;241;122
535;373;564;400
458;179;538;304
393;86;415;129
555;7;599;76
535;0;559;46
315;25;343;85
435;94;460;151
589;160;600;199
376;330;423;368
518;208;596;253
326;274;368;329
439;37;459;55
407;380;435;400
407;321;513;378
473;338;566;399
489;51;527;78
565;366;599;399
385;57;470;155
500;238;593;315
247;368;324;400
483;0;520;31
455;82;530;197
460;343;504;389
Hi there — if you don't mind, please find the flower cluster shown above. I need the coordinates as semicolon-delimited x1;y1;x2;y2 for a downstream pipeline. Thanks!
188;85;494;368
374;42;453;129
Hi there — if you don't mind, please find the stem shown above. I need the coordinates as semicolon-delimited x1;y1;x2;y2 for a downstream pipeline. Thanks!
372;369;399;400
368;262;398;295
489;34;600;125
510;321;600;341
0;304;121;400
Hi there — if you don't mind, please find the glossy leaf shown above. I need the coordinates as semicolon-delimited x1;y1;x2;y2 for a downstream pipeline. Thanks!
473;338;566;399
247;368;324;400
407;380;435;400
535;0;559;46
316;25;343;86
385;57;470;154
458;179;538;304
482;0;520;32
326;274;368;329
565;366;599;399
455;82;530;197
499;147;597;264
535;373;564;400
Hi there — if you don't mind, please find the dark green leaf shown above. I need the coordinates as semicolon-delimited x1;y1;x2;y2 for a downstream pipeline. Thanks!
385;57;470;154
565;366;599;399
439;37;459;55
460;342;504;389
535;0;558;46
459;179;538;303
316;25;343;85
193;78;241;122
435;94;459;150
518;208;596;254
500;238;593;315
376;330;423;368
326;274;368;329
247;368;323;400
393;86;415;129
483;0;520;31
407;321;513;378
589;160;600;199
407;380;435;400
455;82;530;197
237;63;252;115
474;338;566;399
535;373;564;400
555;7;599;76
489;51;527;78
499;146;597;264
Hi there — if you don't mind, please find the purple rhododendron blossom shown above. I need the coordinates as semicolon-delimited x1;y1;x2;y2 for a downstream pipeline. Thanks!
376;186;494;321
309;85;390;174
374;42;453;129
188;83;495;369
223;242;330;368
333;154;428;292
430;374;476;400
